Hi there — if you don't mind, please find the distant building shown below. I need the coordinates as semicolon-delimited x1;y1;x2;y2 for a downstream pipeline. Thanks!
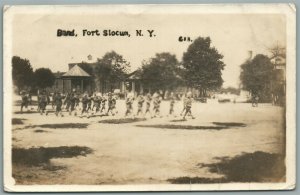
54;62;201;98
125;71;144;95
54;62;142;96
270;54;286;105
54;65;92;93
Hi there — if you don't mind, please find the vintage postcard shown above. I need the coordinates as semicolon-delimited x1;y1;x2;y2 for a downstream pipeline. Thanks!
3;4;296;192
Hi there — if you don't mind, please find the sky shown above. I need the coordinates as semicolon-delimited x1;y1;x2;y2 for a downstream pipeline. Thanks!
12;12;286;88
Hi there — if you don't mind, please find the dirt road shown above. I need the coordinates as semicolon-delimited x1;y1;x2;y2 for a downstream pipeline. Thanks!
11;99;285;184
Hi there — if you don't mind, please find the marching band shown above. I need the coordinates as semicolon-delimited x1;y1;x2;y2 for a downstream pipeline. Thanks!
19;89;196;119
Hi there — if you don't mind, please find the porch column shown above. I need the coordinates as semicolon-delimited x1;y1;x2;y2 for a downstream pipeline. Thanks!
140;82;143;94
62;79;64;93
132;81;135;96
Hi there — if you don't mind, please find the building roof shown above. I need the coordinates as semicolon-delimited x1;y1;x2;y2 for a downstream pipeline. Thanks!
270;56;286;65
54;71;66;78
62;65;91;77
127;70;141;80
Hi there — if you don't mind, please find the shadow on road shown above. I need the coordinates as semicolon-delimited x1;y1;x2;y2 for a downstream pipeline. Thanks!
12;146;93;184
25;123;89;129
169;119;187;122
14;100;38;106
168;151;285;184
99;118;147;124
212;122;247;127
137;121;247;130
12;146;93;166
34;129;50;133
14;110;56;114
136;124;228;130
12;118;27;125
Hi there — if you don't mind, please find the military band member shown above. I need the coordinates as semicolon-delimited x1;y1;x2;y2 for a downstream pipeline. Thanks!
169;92;175;116
100;94;107;113
46;91;51;106
144;92;152;116
54;92;64;117
107;92;117;116
81;93;89;117
38;90;48;115
74;93;80;110
125;92;134;117
152;92;162;118
183;92;195;119
64;92;71;111
52;92;57;109
87;93;93;112
136;93;144;116
20;90;29;112
180;93;187;116
69;89;77;116
27;91;33;110
93;93;102;113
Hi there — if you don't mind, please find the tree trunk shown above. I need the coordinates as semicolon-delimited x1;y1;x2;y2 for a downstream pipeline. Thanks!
199;88;204;97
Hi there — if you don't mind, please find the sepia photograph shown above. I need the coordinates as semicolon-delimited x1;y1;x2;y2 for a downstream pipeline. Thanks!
3;4;296;191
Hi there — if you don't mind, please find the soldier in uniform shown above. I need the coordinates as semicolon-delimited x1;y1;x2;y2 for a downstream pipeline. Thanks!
183;92;195;119
152;92;162;118
69;89;77;116
144;92;152;117
180;93;187;116
169;92;176;116
125;92;134;117
27;90;33;110
136;93;144;116
52;92;57;109
93;93;102;113
74;92;80;111
87;93;93;112
100;93;107;113
81;92;89;117
54;91;64;117
20;90;29;112
38;90;48;115
64;92;71;111
46;91;51;106
107;92;117;116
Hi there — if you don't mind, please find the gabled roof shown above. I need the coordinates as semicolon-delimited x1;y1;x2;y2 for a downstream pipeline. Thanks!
62;65;91;77
270;56;286;65
54;72;66;78
127;70;141;80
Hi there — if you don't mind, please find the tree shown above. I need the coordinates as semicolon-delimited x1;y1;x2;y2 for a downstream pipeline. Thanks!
138;52;182;92
78;62;95;77
240;54;273;101
268;44;286;59
95;51;130;91
12;56;34;91
34;68;55;89
182;37;225;97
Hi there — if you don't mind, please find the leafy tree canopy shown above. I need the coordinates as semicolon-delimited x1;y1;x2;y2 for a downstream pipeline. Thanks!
182;37;225;93
240;54;273;96
12;56;34;90
95;51;130;83
138;52;182;92
34;68;55;89
77;62;95;77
